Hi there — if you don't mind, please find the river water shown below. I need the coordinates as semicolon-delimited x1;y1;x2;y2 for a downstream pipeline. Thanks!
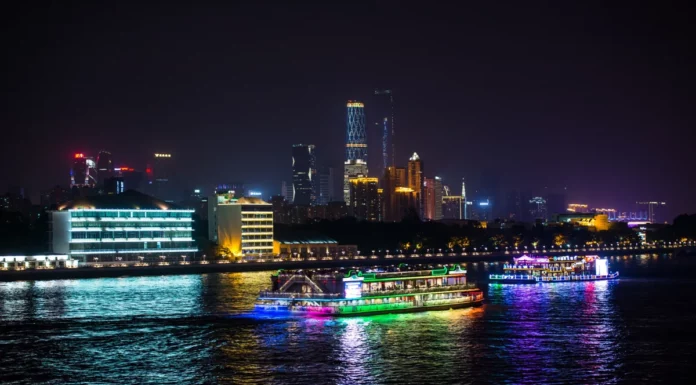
1;253;695;384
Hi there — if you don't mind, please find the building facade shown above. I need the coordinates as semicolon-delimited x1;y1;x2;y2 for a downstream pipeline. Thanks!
50;192;197;262
291;144;317;206
442;195;464;220
407;152;423;215
372;89;394;179
208;195;274;257
349;177;381;222
345;101;367;162
343;159;368;204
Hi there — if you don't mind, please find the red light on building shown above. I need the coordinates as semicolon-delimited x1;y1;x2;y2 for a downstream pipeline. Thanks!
74;153;84;159
146;168;152;174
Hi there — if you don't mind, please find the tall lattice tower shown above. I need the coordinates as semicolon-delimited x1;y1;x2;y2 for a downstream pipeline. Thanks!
345;101;367;162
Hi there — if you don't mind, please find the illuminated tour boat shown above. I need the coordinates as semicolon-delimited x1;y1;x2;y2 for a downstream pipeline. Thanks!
255;265;484;316
489;255;619;283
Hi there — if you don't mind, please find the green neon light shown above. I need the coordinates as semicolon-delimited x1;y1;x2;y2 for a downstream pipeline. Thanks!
430;266;448;275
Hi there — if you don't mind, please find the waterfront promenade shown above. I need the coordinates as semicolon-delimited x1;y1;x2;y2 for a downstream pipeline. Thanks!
1;244;690;282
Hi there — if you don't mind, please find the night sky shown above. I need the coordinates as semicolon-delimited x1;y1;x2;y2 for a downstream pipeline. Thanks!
4;2;694;219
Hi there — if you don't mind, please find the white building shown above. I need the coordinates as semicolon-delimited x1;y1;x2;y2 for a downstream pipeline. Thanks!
208;195;274;257
50;191;197;262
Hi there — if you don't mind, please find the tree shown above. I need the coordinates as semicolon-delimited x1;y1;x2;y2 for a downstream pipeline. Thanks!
553;233;566;247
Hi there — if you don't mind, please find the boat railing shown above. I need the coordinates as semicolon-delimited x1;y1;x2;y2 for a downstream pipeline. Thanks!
490;272;619;281
362;283;478;297
258;291;343;299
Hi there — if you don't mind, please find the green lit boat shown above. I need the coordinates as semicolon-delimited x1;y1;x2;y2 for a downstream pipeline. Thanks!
255;265;484;317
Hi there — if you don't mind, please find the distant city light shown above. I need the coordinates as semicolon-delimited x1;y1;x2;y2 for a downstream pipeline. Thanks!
248;191;262;196
74;153;84;159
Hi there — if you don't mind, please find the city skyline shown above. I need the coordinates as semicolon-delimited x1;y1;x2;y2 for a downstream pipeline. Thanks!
3;2;693;220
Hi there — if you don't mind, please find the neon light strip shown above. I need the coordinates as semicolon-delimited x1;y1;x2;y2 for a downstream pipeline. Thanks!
71;228;193;232
69;209;194;213
363;273;466;282
71;237;193;243
70;248;198;255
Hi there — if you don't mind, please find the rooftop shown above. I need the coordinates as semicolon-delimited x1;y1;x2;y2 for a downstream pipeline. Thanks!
57;190;178;211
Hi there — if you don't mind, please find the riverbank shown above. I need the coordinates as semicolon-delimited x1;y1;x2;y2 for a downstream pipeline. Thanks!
0;247;680;282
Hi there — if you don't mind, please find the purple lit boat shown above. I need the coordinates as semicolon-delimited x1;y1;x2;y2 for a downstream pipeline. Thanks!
489;255;619;284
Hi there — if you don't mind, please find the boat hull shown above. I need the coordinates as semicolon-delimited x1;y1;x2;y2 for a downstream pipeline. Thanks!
255;297;484;317
489;272;619;284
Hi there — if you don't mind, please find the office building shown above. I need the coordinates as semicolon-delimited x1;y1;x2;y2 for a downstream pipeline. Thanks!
381;166;407;222
423;176;443;221
96;150;114;186
71;153;97;187
393;187;418;220
318;167;335;205
372;89;395;179
349;177;381;222
291;144;317;206
114;166;144;191
468;199;493;221
442;196;464;220
434;176;443;220
407;152;423;214
49;190;197;262
208;194;273;257
149;153;175;202
281;181;293;203
343;159;368;204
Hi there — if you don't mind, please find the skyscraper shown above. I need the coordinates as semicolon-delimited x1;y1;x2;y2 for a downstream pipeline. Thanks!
70;153;97;187
461;178;468;220
372;89;394;179
344;101;368;205
343;159;368;204
349;177;381;222
346;101;367;162
423;177;435;220
434;176;443;220
407;152;423;215
381;166;407;221
442;196;464;219
318;167;334;205
150;153;174;202
96;150;113;186
291;144;317;206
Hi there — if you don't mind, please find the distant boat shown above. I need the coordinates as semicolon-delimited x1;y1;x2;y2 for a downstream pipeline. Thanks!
489;255;619;284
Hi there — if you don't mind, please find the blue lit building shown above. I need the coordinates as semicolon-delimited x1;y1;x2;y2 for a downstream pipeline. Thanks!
50;190;197;262
346;101;367;162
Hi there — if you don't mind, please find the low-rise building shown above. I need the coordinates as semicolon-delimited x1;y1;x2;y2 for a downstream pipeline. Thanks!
50;190;197;262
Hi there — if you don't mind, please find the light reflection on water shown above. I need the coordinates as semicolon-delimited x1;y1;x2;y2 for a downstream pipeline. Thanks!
1;254;695;384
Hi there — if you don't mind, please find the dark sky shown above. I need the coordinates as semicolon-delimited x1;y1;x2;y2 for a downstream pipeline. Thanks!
4;1;695;219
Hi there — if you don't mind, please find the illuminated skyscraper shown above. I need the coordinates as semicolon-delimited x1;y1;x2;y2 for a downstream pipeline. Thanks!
407;152;423;215
343;101;369;204
292;144;317;206
343;159;368;204
372;89;394;179
346;101;367;162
